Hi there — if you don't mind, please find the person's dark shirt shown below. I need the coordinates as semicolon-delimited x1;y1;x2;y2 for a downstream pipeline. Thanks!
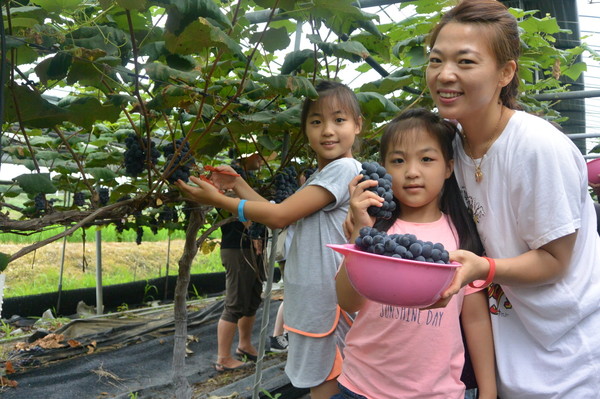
220;221;251;249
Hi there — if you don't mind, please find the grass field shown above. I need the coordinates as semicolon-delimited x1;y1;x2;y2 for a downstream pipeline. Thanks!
1;225;223;298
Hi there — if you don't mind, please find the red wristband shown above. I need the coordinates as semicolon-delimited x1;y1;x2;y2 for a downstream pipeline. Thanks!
468;256;496;289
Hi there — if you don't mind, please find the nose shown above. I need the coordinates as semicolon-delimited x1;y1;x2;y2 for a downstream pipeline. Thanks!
405;160;420;178
322;120;334;136
438;62;457;83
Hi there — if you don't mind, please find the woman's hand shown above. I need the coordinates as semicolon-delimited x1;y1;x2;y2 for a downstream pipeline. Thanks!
425;250;490;308
175;175;224;205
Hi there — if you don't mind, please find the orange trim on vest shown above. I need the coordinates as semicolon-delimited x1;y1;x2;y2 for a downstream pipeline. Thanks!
325;346;343;381
284;306;341;338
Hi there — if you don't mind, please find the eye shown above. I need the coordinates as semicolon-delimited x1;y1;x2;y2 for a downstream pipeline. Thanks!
335;117;346;123
389;157;404;164
422;156;434;162
459;58;475;65
309;119;321;125
428;56;442;64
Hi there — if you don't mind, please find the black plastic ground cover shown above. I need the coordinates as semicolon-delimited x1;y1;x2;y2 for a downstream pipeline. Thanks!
2;269;282;320
1;297;296;399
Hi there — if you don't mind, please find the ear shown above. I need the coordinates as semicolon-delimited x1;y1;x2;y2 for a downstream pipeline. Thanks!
499;60;517;88
445;159;454;180
355;116;363;135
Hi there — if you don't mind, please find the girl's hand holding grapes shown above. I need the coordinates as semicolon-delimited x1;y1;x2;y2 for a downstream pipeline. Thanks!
347;174;383;240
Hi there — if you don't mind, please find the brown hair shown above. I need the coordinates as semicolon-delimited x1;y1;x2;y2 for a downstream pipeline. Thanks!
299;80;362;136
375;108;484;255
428;0;521;109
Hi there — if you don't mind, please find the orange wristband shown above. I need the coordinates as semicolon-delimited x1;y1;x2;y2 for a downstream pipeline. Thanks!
468;256;495;289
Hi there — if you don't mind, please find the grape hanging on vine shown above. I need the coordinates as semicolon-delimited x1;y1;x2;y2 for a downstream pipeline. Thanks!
163;139;195;183
73;192;85;207
123;133;160;177
272;166;298;203
98;188;110;206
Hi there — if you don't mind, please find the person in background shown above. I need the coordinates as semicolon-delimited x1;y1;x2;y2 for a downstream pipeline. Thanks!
336;108;496;399
177;81;363;399
214;219;264;372
426;1;600;397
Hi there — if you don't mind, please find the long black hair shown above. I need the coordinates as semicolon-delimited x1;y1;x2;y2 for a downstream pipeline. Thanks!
374;108;484;255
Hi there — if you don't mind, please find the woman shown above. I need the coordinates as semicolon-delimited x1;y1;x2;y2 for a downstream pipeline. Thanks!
427;0;600;397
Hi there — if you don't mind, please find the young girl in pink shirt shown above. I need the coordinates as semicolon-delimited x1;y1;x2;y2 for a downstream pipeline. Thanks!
335;108;497;399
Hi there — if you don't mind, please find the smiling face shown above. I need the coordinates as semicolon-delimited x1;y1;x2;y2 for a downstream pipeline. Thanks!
305;96;362;169
383;128;453;222
426;22;515;123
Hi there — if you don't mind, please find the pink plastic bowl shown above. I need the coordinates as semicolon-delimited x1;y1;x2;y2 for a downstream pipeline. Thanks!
587;158;600;184
328;243;460;308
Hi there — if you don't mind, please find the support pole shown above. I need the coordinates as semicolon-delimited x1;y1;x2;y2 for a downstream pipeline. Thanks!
95;229;103;315
251;228;279;399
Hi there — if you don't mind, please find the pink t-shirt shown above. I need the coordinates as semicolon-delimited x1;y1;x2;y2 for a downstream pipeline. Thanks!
338;214;477;399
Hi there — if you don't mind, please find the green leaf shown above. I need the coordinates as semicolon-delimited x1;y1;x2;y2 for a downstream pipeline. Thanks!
359;75;414;95
561;62;587;81
257;135;278;151
67;25;131;61
35;52;73;84
0;253;10;272
406;46;427;66
280;49;316;75
166;53;197;71
116;0;147;10
307;35;369;62
164;18;245;61
165;0;232;35
13;44;38;66
57;96;122;129
0;186;22;197
254;0;297;10
144;62;199;83
250;27;291;53
7;6;48;23
261;76;318;98
4;85;69;128
14;173;57;194
9;17;41;28
36;151;62;161
111;183;138;199
86;167;118;181
356;92;400;122
34;0;81;13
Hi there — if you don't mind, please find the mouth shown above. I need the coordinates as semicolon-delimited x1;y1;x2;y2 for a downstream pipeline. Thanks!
437;90;462;99
404;184;424;190
321;141;338;146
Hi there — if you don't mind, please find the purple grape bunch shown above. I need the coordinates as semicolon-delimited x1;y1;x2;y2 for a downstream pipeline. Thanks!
162;139;195;183
124;133;160;176
272;167;298;203
359;161;395;219
73;192;85;207
355;226;450;264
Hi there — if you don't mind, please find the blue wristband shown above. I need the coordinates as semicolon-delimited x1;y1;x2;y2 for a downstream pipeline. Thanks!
238;199;248;222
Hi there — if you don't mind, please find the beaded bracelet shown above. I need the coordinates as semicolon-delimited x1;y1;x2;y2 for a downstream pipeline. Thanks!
468;256;496;289
237;199;248;222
